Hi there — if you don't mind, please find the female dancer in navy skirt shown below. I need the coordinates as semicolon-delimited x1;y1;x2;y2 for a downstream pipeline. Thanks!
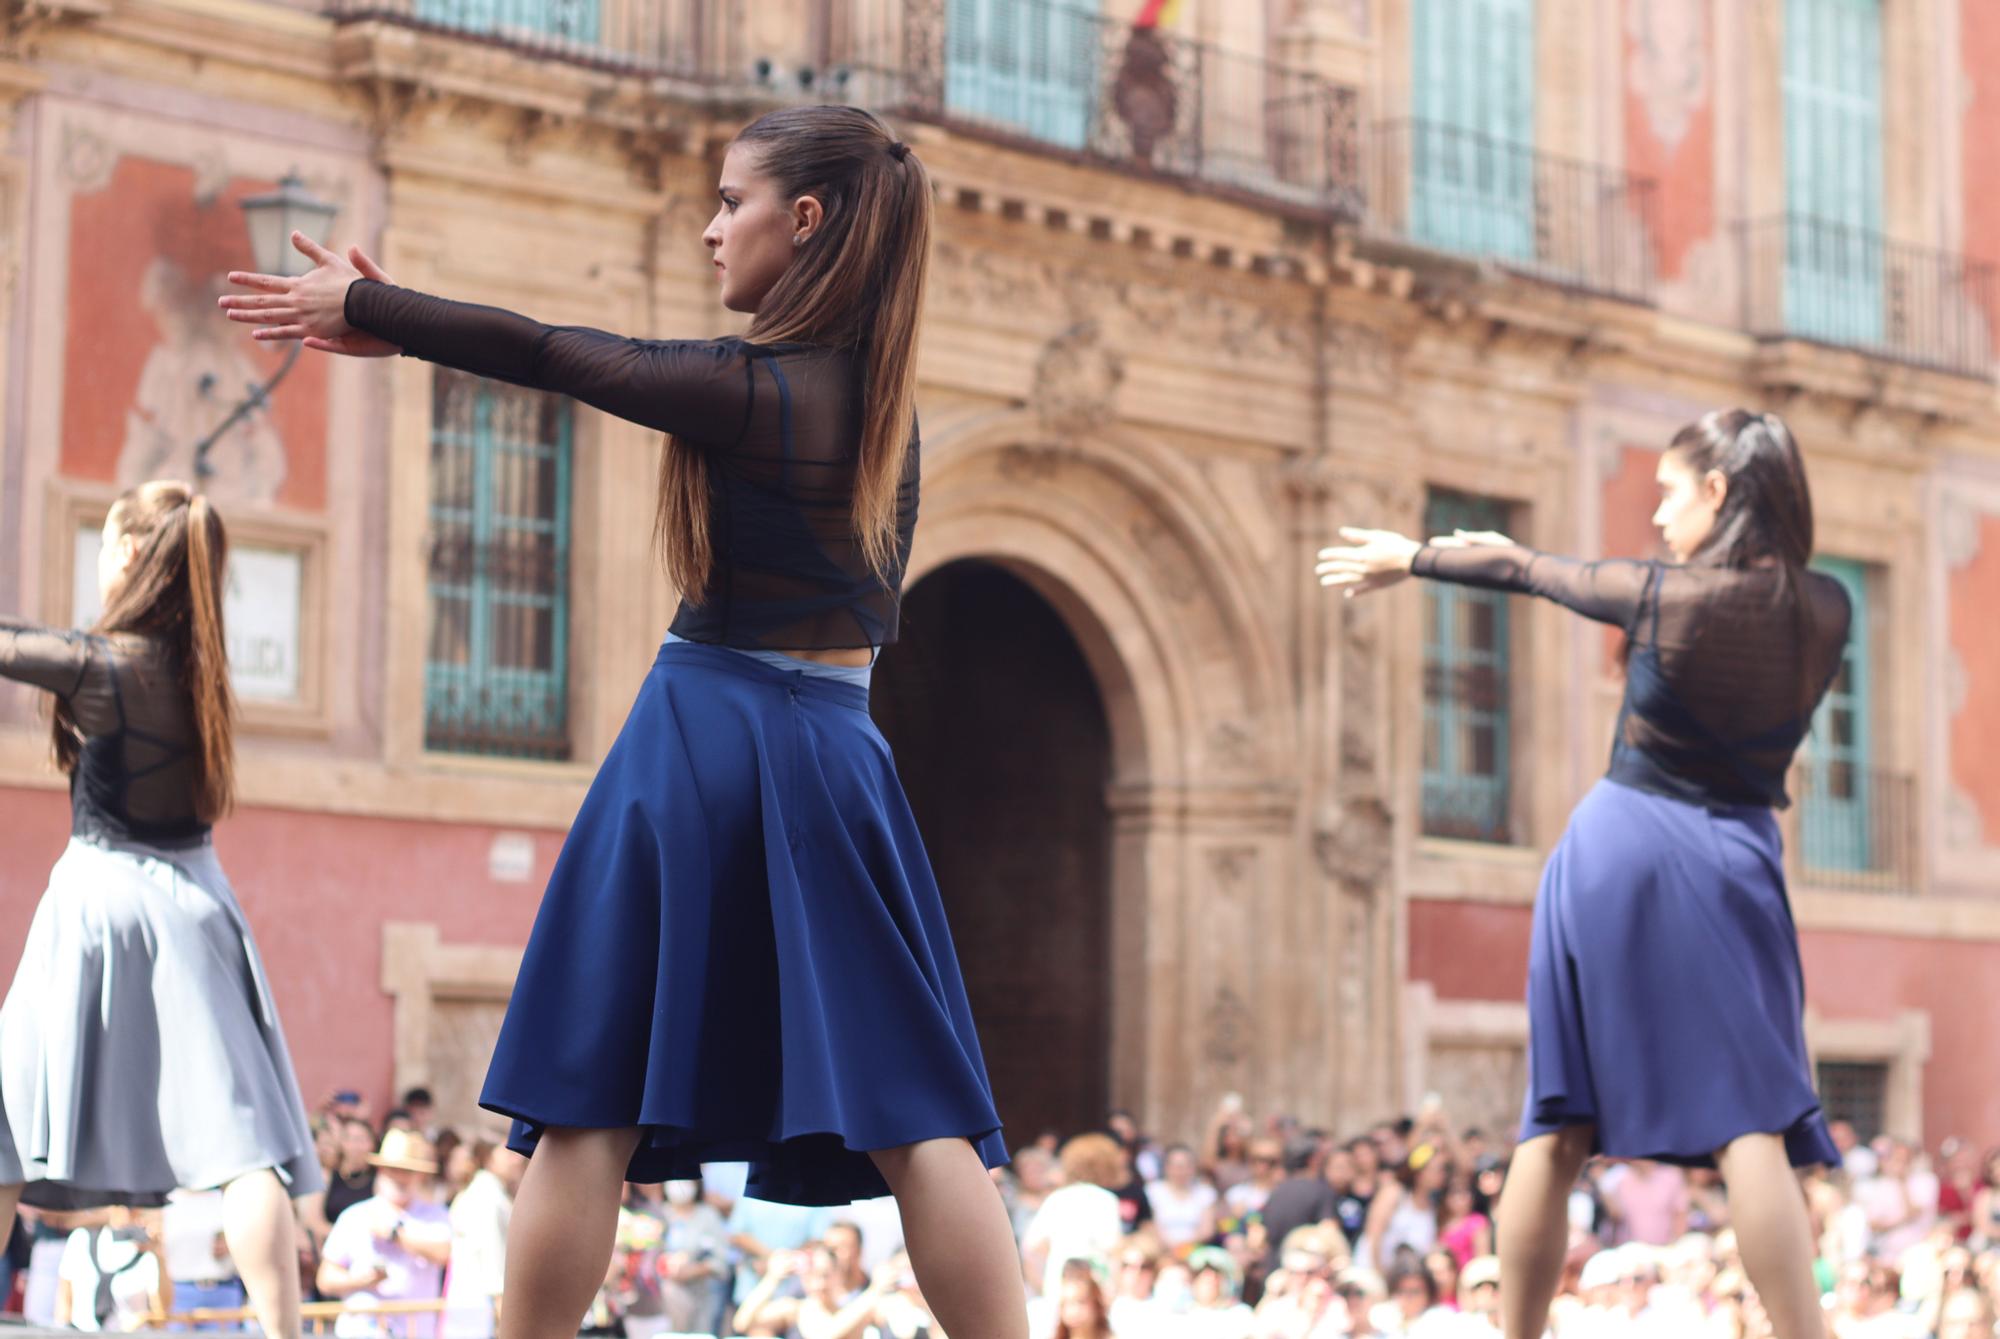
221;106;1026;1339
1317;409;1848;1339
0;481;320;1339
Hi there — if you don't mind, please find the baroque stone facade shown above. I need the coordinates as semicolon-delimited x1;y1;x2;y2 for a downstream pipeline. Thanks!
1;0;1998;1145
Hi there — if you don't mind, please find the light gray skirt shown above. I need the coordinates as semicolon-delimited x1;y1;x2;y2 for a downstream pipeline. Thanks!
0;835;323;1209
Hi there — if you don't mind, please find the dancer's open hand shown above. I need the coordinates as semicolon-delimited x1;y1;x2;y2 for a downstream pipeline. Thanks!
219;234;403;357
1315;526;1421;598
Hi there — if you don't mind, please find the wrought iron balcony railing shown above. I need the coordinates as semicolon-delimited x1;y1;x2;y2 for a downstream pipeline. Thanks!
1741;216;1998;378
1790;762;1917;894
840;0;1361;215
326;0;741;81
1362;120;1659;302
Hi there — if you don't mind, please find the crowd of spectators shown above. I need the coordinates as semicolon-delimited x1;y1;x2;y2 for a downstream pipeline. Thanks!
4;1086;1996;1338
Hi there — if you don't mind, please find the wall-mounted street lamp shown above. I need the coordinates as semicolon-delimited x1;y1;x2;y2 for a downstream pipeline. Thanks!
192;171;339;482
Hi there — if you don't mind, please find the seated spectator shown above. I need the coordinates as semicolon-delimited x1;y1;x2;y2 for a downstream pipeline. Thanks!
324;1118;382;1229
1437;1180;1490;1270
1006;1146;1059;1243
870;1250;940;1339
1259;1139;1342;1277
1105;1243;1162;1335
441;1141;523;1339
160;1188;243;1325
1226;1138;1285;1222
1935;1286;1996;1339
1024;1134;1129;1300
1186;1244;1253;1338
725;1194;831;1314
1046;1266;1114;1339
658;1179;730;1337
56;1207;170;1333
1858;1141;1940;1264
1148;1143;1220;1252
317;1131;452;1339
1374;1259;1457;1336
1454;1255;1501;1335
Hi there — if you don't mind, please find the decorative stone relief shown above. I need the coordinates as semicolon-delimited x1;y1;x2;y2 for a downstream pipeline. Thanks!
996;442;1069;484
1626;0;1710;151
1032;319;1126;438
1943;783;1985;852
1328;319;1400;396
1426;1042;1528;1135
1203;983;1253;1068
59;122;114;191
1130;515;1202;606
929;239;1312;368
1940;495;1984;571
1208;844;1257;894
1315;795;1392;894
1207;721;1259;772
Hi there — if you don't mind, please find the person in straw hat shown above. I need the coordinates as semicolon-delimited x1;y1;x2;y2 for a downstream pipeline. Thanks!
319;1131;453;1339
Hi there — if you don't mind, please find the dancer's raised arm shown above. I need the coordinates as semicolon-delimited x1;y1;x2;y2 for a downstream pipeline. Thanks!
221;233;750;443
1315;526;1654;628
0;617;93;699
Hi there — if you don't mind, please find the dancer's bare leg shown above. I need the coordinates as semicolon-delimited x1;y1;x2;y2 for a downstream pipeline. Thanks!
0;1183;20;1238
497;1129;641;1339
223;1169;302;1339
1496;1125;1594;1339
1717;1133;1828;1339
871;1138;1027;1339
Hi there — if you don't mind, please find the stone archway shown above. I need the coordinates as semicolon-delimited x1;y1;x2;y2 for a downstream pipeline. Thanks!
871;560;1115;1144
891;412;1308;1140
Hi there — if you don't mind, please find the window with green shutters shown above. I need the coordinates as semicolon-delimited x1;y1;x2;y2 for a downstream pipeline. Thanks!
1782;0;1884;345
425;370;574;762
1410;0;1535;260
945;0;1097;151
1801;557;1873;872
411;0;598;42
1421;491;1514;843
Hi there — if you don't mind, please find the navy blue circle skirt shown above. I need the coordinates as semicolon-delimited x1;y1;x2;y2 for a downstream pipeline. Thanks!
479;640;1007;1205
1519;779;1839;1169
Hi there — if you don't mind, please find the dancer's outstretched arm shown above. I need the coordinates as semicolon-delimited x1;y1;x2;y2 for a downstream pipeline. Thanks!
221;232;752;444
1316;526;1654;628
0;618;94;697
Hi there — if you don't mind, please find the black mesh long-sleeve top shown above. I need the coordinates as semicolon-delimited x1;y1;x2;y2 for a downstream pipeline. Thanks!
346;280;917;650
1411;544;1853;809
1;618;210;847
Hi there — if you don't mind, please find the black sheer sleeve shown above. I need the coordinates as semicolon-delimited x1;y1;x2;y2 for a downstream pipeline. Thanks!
0;616;94;698
1411;544;1656;629
344;279;754;446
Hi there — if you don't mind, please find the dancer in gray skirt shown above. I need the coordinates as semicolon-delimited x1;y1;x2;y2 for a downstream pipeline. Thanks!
0;480;318;1339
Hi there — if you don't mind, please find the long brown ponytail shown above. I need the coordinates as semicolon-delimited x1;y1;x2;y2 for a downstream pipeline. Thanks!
53;480;236;821
655;105;931;597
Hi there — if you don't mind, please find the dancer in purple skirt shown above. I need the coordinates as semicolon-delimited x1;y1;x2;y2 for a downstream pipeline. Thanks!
1318;409;1847;1339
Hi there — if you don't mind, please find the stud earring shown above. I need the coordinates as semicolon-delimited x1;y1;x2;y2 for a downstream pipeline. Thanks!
792;234;804;246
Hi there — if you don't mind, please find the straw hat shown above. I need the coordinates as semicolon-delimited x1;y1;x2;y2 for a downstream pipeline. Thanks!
367;1129;439;1175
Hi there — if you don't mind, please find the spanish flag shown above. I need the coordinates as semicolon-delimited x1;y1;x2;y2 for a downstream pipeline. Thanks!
1134;0;1184;29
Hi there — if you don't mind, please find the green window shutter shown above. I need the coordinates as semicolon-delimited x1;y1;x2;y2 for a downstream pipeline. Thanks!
1410;0;1535;260
945;0;1095;151
1802;557;1873;872
1421;491;1514;843
1782;0;1883;345
425;370;573;761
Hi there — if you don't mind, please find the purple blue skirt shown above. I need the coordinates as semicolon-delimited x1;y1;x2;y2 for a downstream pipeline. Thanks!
1520;779;1838;1168
480;640;1006;1205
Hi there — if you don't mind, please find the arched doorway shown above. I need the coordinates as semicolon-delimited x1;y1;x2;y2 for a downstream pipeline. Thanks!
872;559;1113;1145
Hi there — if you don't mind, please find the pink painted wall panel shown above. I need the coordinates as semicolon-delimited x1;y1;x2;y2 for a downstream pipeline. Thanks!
0;786;559;1117
1411;898;2000;1142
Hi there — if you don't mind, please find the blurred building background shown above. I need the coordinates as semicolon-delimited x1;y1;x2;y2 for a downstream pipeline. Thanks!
1;0;1997;1151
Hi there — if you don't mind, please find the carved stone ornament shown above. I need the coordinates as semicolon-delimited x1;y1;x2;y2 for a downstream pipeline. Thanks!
1202;983;1253;1068
1032;318;1126;438
1315;795;1392;893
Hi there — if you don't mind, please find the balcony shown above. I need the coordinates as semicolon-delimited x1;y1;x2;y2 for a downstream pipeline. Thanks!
844;0;1362;215
1742;216;1998;379
1360;120;1658;303
324;0;740;79
1790;763;1917;894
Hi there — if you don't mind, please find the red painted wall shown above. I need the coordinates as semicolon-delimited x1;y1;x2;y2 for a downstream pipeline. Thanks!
1623;0;1716;282
63;156;329;510
1964;0;2000;335
1947;515;2000;844
0;786;559;1116
1411;898;2000;1144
